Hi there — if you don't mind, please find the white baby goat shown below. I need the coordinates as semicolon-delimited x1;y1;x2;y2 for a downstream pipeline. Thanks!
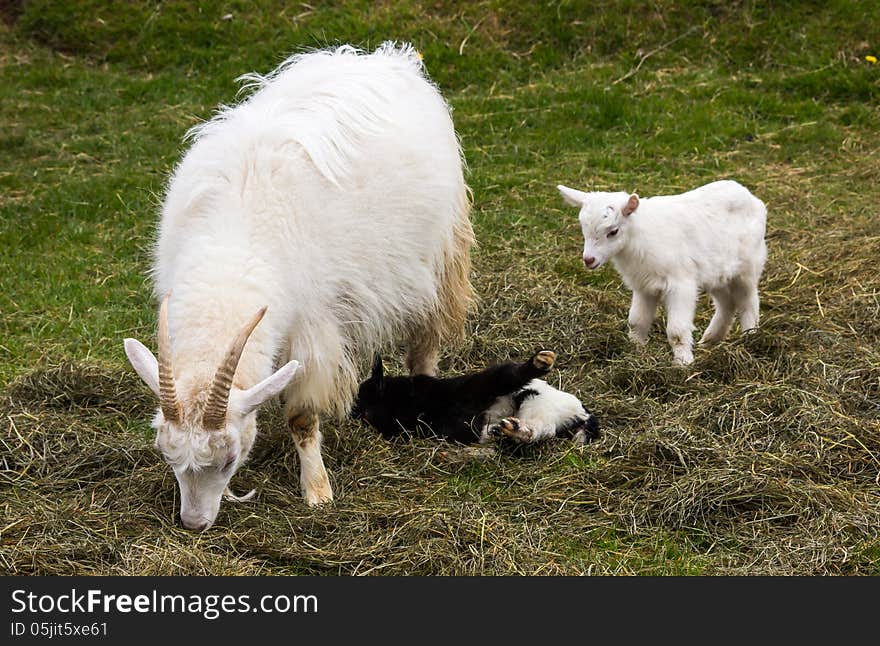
123;43;474;530
557;180;767;365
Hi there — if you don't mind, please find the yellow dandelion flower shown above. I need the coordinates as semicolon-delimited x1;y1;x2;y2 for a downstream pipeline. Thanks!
866;55;878;64
417;51;424;61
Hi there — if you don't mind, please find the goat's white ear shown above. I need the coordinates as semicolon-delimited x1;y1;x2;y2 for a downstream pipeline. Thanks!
622;193;640;217
557;184;588;208
233;360;301;416
124;338;161;399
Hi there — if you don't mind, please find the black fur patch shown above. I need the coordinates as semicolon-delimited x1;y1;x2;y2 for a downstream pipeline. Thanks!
555;410;601;442
513;387;539;409
584;413;600;440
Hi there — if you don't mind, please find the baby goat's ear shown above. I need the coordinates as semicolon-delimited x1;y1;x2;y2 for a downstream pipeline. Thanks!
557;184;589;208
622;193;640;217
371;355;384;379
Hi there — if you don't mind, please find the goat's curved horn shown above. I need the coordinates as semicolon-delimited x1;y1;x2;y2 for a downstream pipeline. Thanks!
158;293;180;423
203;306;267;430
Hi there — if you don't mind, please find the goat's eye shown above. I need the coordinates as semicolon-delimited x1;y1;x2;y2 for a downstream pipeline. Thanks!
223;455;237;471
607;228;619;238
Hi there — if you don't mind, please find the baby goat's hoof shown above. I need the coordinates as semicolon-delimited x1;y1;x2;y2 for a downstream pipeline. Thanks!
500;417;519;432
496;417;534;443
672;353;694;367
532;350;556;372
628;328;649;346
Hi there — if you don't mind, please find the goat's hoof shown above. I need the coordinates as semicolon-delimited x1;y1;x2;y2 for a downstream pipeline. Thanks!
498;417;520;435
672;354;694;367
302;478;333;507
496;417;533;443
304;491;333;507
532;350;556;371
698;329;727;346
628;331;649;346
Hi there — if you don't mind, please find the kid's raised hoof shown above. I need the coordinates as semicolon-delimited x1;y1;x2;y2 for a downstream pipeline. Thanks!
495;417;534;443
531;350;556;372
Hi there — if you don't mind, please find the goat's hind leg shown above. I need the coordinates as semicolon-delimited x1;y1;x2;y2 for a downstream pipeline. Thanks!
405;324;440;376
529;350;555;374
491;417;534;443
454;349;556;415
699;287;736;346
491;349;555;393
732;278;760;332
408;197;476;377
286;410;333;506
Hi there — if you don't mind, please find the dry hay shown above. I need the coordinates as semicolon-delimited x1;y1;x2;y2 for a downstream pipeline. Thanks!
2;210;880;575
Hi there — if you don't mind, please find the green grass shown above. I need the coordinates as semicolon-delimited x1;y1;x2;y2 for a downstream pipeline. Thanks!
2;0;879;575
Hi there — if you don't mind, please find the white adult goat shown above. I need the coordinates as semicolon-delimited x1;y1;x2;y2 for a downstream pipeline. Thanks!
557;180;766;365
124;44;474;530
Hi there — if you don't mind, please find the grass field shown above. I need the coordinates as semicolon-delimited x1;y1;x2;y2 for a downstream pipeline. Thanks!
2;1;879;575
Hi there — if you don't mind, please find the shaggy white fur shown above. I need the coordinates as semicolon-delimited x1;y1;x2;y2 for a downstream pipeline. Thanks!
125;43;474;529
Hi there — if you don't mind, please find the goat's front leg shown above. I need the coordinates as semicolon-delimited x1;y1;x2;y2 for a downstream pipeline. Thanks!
287;412;333;506
663;283;698;366
491;417;534;443
628;290;660;345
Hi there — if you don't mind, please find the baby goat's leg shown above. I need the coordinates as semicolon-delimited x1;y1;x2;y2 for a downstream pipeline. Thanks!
732;279;760;332
287;411;333;506
699;288;736;345
664;284;697;365
628;290;660;345
492;417;534;443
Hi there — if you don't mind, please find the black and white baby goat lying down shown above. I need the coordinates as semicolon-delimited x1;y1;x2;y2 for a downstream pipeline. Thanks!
351;350;599;445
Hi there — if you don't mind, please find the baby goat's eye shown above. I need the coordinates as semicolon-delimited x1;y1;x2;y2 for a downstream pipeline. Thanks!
607;228;619;238
223;455;237;471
